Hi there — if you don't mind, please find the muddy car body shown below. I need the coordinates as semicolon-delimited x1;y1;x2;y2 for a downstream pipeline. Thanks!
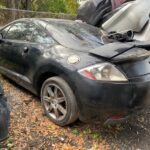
0;18;150;126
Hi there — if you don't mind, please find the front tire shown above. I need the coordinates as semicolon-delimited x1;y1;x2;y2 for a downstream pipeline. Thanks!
41;76;78;126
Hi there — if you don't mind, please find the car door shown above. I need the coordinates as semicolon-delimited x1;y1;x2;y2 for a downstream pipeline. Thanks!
0;21;36;84
0;25;12;71
21;26;57;86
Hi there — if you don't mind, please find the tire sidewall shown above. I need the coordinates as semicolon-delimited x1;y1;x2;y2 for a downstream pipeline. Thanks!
41;77;78;126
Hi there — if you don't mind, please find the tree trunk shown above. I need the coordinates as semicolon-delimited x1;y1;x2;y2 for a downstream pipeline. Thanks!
26;0;31;10
5;0;11;8
11;0;17;20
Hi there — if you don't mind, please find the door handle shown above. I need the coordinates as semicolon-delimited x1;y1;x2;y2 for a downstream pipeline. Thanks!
23;46;29;53
22;46;29;56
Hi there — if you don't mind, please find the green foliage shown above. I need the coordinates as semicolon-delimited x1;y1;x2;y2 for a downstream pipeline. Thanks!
0;0;79;15
32;0;67;13
0;5;5;8
0;0;6;7
32;0;79;15
72;128;79;135
65;0;79;15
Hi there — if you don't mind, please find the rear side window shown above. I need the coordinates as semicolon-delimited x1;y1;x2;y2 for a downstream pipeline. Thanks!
5;22;35;41
31;28;56;44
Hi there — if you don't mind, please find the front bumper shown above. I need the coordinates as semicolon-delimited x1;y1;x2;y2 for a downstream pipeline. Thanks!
72;73;150;123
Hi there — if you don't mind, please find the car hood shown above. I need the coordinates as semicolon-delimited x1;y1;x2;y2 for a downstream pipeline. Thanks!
90;42;150;62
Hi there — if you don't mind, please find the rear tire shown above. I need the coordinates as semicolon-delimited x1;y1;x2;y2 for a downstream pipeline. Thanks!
41;76;78;126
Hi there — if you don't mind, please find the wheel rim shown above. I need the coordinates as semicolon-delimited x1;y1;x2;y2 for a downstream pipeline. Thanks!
42;83;67;121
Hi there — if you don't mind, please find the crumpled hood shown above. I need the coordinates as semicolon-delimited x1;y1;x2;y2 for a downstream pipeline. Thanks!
90;42;150;62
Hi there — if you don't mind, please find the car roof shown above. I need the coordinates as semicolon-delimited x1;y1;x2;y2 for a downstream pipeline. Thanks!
15;18;74;24
1;18;76;31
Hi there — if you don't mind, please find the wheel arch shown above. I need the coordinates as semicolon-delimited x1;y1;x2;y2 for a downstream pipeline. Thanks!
33;66;76;96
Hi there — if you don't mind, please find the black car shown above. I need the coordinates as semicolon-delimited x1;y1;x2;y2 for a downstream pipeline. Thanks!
0;83;9;141
0;18;150;126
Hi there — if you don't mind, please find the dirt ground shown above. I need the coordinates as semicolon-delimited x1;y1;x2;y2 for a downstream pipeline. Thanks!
0;75;150;150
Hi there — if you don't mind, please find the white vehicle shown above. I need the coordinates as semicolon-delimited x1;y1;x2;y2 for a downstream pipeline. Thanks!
78;0;150;42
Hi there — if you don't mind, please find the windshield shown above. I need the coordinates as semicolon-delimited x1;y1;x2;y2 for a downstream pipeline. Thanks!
43;20;103;51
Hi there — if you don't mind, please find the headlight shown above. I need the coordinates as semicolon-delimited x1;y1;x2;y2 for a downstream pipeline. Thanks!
78;63;128;81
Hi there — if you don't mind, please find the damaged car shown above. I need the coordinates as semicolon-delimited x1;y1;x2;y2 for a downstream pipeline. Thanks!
0;83;10;141
0;18;150;126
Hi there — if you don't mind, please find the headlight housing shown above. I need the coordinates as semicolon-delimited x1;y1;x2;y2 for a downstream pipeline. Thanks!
78;63;128;81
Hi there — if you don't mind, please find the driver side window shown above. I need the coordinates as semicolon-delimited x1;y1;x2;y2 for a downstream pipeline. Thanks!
5;22;35;41
31;28;56;44
1;26;11;38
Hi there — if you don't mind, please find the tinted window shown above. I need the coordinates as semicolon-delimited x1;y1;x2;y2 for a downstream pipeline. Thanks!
31;28;55;44
5;22;35;41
